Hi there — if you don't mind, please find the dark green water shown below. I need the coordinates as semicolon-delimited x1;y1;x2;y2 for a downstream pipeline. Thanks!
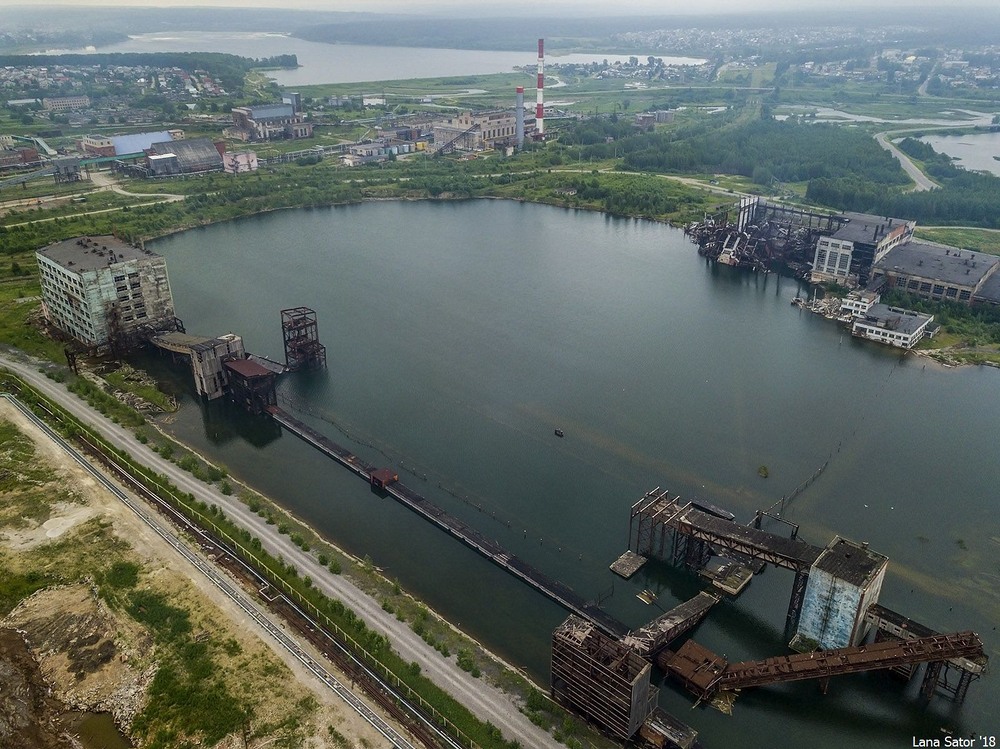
150;200;999;748
70;712;133;749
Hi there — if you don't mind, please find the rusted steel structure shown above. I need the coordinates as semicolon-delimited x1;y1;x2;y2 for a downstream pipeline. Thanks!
223;357;277;415
866;604;988;701
551;616;655;741
620;591;720;659
685;197;842;277
659;630;985;702
281;307;327;371
628;487;823;632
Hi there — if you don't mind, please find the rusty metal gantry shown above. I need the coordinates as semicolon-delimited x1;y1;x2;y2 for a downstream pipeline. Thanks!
280;307;327;371
659;630;986;703
628;487;823;633
866;604;989;702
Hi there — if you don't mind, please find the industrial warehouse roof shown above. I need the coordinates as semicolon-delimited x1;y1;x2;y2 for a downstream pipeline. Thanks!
110;131;173;156
813;537;887;587
974;265;1000;305
831;212;908;246
37;235;159;272
858;304;933;335
875;241;999;288
247;103;294;120
148;137;222;172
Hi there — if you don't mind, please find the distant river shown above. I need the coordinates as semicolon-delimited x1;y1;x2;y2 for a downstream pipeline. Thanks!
920;131;1000;177
49;31;705;86
148;200;1000;749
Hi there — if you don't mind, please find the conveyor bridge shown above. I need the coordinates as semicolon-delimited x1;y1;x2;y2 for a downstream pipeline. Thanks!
621;591;720;658
269;407;629;638
660;630;985;701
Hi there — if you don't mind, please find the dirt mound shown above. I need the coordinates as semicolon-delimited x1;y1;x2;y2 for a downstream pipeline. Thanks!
4;584;152;727
0;628;76;749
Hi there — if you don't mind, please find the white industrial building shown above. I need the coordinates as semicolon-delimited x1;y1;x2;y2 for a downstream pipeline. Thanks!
851;303;934;349
839;289;880;318
223;151;258;173
36;236;175;348
811;235;856;285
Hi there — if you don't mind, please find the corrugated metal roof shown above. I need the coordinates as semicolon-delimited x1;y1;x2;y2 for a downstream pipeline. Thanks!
250;103;294;120
224;358;273;378
148;137;221;171
111;131;173;156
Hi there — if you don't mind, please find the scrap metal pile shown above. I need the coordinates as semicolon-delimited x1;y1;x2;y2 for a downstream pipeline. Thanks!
685;199;836;278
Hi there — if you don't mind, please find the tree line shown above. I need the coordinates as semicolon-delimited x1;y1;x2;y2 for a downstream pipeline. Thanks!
561;108;909;188
807;137;1000;227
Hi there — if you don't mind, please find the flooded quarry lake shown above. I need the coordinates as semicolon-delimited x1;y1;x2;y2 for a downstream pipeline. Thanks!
149;199;1000;748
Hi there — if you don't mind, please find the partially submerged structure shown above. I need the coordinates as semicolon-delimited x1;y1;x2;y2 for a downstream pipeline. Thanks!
552;616;657;741
36;235;176;350
790;537;888;651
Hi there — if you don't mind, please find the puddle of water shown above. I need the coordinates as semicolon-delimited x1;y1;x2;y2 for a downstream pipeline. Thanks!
69;712;133;749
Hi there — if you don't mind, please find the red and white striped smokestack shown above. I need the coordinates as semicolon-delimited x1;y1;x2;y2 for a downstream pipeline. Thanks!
515;86;525;148
536;38;545;138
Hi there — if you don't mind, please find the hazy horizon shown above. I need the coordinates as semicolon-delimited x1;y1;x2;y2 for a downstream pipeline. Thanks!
1;0;996;15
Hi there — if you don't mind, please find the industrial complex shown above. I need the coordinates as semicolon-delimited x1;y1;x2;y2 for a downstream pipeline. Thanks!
7;31;995;749
687;196;1000;350
1;37;559;190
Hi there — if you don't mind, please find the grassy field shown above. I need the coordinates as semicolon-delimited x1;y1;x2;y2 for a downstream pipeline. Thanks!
914;227;1000;255
0;178;100;201
0;416;325;748
0;257;65;362
1;190;145;227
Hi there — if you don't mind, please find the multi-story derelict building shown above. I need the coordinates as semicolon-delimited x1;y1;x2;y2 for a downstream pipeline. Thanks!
36;235;175;348
226;103;313;142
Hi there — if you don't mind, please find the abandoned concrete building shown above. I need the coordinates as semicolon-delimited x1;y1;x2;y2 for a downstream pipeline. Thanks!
35;235;176;348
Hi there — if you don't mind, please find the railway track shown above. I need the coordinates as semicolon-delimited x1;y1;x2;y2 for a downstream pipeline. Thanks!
5;394;464;749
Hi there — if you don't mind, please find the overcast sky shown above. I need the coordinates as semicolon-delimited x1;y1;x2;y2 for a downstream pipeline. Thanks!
1;0;993;13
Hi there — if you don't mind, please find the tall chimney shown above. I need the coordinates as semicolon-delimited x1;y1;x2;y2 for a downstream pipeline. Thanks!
515;86;525;149
536;38;545;138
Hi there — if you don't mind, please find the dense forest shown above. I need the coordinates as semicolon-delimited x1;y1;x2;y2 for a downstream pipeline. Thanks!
806;137;1000;227
563;110;908;188
561;109;1000;228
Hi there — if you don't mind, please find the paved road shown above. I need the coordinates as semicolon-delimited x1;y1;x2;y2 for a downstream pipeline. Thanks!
0;350;560;749
875;131;939;192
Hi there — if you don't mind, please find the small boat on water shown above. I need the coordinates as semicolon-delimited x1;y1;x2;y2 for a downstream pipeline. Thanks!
554;429;564;438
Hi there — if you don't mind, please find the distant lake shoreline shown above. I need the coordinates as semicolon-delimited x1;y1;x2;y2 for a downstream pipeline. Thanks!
44;31;705;86
919;130;1000;177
